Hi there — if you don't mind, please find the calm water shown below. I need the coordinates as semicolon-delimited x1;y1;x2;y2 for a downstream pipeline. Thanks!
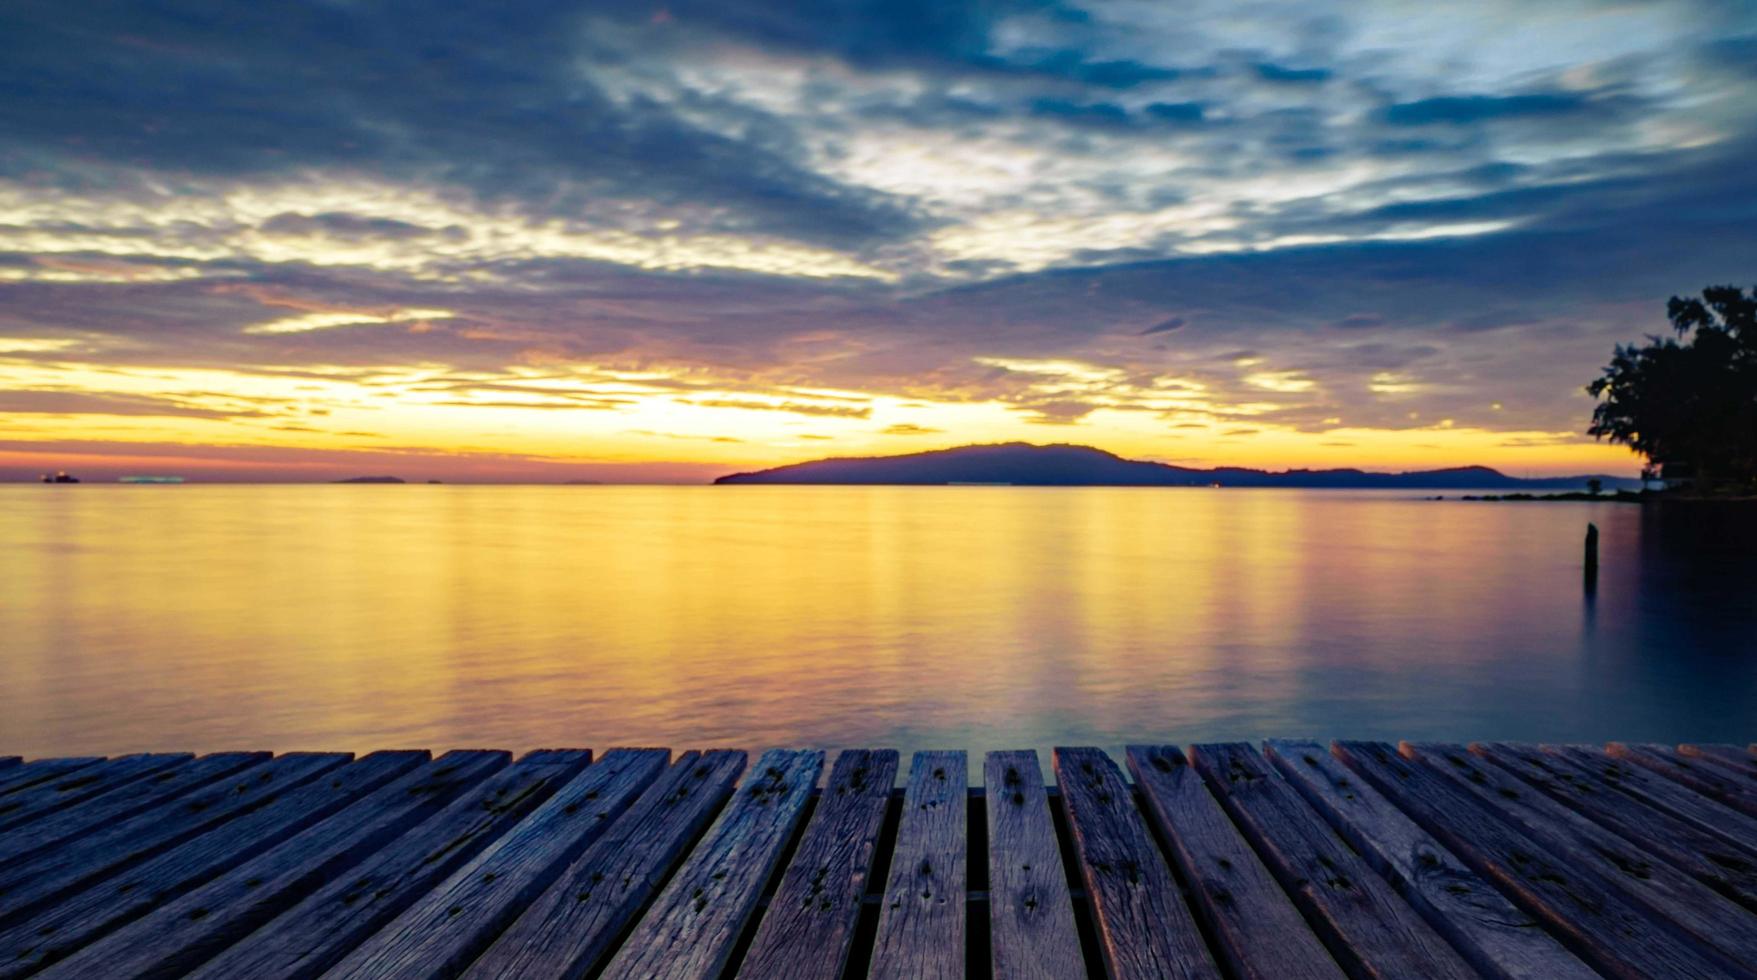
2;486;1753;763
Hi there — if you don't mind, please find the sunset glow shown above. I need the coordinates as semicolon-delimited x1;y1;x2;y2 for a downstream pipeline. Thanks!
4;0;1753;481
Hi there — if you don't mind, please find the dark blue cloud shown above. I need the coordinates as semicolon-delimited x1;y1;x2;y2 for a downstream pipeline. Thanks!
1704;35;1757;75
0;0;926;248
1254;63;1332;84
1029;98;1131;127
1138;316;1186;335
598;0;1056;69
1383;92;1598;126
1058;58;1185;87
1144;102;1207;124
1028;98;1211;131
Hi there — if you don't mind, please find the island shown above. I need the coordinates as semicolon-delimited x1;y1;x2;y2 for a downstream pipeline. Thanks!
332;475;406;484
714;442;1639;490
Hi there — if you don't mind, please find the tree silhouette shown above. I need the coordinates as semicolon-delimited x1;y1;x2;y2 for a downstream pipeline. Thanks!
1586;285;1757;489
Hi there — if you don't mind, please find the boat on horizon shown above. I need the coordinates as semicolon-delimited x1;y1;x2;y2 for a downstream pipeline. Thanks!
39;471;79;484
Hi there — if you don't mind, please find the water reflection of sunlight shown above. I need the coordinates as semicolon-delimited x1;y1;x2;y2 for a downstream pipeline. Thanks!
1;487;1752;761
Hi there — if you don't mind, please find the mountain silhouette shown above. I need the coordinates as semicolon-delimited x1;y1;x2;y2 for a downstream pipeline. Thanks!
714;442;1637;489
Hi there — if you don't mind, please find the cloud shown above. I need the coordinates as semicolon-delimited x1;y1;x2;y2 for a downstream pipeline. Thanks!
0;1;926;251
882;423;943;435
243;308;456;335
1383;92;1597;126
1138;316;1186;335
1143;102;1206;124
261;213;460;242
1;0;1755;477
1254;63;1332;84
686;398;873;418
0;389;265;419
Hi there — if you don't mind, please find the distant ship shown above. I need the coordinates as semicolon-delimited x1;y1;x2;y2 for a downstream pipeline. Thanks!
40;471;79;484
120;476;184;484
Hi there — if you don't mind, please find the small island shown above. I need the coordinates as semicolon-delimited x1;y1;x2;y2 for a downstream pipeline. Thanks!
332;476;406;484
715;443;1636;490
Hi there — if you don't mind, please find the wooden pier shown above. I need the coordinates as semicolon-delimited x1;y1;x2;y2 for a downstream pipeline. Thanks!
0;741;1753;978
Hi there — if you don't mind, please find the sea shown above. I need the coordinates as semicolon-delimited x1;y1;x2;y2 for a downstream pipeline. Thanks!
2;485;1753;762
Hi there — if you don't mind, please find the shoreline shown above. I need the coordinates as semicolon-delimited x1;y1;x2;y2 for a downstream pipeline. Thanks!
1437;491;1757;503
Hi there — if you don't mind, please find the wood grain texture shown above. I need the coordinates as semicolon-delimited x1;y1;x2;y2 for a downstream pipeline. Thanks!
870;750;968;980
599;749;823;980
4;737;1751;978
984;750;1082;980
35;750;508;980
1476;742;1757;913
321;749;662;980
465;751;747;980
739;749;898;980
0;753;190;834
185;749;593;980
1546;744;1757;848
0;750;430;979
1408;741;1757;971
0;758;104;797
1262;740;1595;980
1191;743;1475;980
1608;743;1757;819
1678;743;1757;778
1334;740;1744;980
0;751;350;929
0;752;267;868
1055;747;1219;980
1129;745;1341;980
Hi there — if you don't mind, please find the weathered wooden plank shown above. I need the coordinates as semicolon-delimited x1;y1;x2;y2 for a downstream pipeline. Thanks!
186;749;593;980
1608;742;1757;819
0;752;350;928
1129;745;1342;980
0;752;269;868
0;758;103;797
0;750;430;978
35;750;510;980
1054;747;1219;980
1544;744;1757;860
1264;740;1594;980
1190;743;1475;980
1679;743;1757;778
599;749;824;980
1409;741;1757;972
465;751;747;980
0;753;191;834
1476;742;1757;912
983;750;1082;980
869;750;967;980
738;749;899;980
319;749;664;980
1334;740;1744;979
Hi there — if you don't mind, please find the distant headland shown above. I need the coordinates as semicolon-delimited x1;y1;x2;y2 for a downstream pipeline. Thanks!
714;443;1639;490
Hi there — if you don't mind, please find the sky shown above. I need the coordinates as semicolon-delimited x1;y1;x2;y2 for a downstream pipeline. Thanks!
3;0;1756;482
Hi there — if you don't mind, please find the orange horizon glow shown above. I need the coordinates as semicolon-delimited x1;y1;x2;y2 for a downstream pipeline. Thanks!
0;334;1643;483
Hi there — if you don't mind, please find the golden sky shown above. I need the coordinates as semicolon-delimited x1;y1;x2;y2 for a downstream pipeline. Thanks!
4;0;1751;481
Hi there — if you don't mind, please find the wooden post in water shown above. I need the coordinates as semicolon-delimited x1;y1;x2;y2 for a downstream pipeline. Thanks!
1584;522;1599;591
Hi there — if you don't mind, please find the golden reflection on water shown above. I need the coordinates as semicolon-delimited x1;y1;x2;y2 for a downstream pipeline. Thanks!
2;485;1753;762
